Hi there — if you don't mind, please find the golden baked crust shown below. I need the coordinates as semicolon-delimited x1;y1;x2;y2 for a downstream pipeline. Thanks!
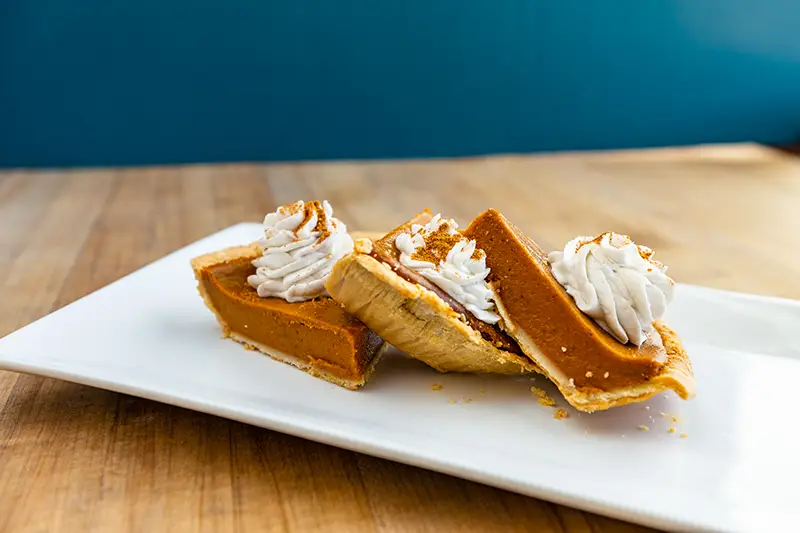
191;243;385;390
228;331;388;390
498;297;695;411
191;243;262;271
326;251;539;375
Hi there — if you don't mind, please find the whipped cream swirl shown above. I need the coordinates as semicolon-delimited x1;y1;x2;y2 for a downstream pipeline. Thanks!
247;200;353;302
395;214;500;324
548;232;675;346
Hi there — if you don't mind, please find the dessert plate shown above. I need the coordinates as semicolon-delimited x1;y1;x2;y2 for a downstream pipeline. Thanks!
1;223;797;533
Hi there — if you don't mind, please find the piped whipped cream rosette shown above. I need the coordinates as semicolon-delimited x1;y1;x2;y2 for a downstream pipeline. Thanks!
395;214;500;324
248;200;354;302
548;232;675;346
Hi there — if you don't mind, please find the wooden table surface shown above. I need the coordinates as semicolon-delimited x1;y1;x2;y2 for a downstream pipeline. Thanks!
1;143;798;533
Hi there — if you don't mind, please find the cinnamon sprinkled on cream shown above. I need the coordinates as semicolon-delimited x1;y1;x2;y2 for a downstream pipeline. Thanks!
293;200;331;242
248;200;351;302
548;231;674;346
402;216;485;263
410;220;462;264
396;214;499;323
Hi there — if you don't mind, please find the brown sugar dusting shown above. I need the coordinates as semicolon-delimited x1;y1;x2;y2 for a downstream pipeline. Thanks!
637;244;655;261
576;233;611;251
281;200;305;216
577;232;663;266
410;221;463;264
295;201;331;242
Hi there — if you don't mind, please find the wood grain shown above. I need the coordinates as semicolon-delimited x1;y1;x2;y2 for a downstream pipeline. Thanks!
1;143;798;532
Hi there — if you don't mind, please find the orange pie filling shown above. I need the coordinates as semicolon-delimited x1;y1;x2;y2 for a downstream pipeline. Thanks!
369;209;523;355
465;209;688;394
193;200;385;388
197;253;383;384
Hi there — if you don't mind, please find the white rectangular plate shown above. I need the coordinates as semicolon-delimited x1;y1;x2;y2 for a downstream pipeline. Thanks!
1;223;798;533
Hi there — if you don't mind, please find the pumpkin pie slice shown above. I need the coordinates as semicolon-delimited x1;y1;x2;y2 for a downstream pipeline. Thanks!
463;209;695;412
326;210;538;375
192;201;386;390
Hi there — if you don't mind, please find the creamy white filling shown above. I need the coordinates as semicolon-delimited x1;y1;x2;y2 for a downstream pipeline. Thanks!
395;214;500;324
548;232;675;346
247;200;353;302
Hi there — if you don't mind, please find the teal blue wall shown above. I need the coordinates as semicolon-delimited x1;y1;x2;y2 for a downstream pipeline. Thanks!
2;1;799;167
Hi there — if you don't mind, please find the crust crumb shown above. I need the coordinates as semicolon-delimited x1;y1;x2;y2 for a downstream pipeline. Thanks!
553;409;569;420
448;397;456;404
538;397;556;407
431;383;442;391
537;397;556;407
680;433;688;438
668;428;676;433
638;425;650;431
354;238;374;254
531;387;556;407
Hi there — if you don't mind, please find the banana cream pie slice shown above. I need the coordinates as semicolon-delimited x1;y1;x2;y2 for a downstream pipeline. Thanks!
326;210;538;374
464;209;695;412
192;201;386;389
